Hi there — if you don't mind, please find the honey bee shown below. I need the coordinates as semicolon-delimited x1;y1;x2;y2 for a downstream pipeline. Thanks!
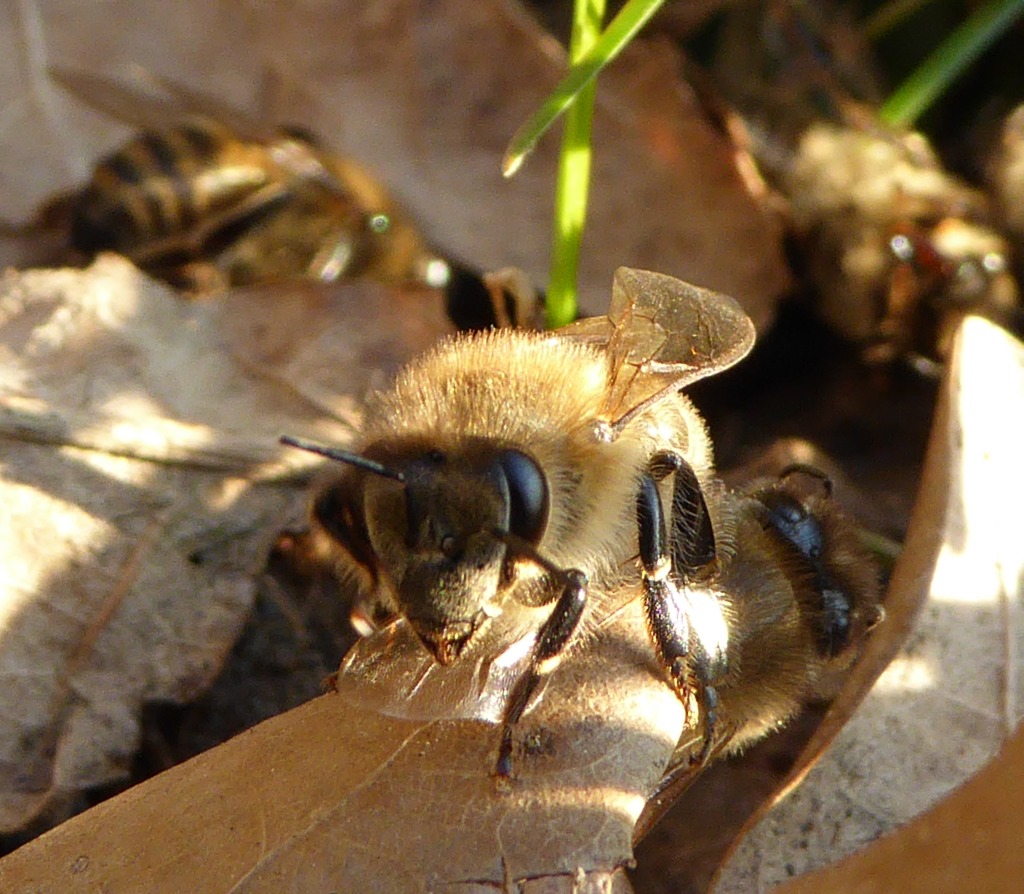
282;267;881;779
46;68;450;293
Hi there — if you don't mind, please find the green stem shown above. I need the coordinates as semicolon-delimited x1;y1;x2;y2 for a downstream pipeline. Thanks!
864;0;937;40
879;0;1024;127
502;0;665;178
546;0;606;329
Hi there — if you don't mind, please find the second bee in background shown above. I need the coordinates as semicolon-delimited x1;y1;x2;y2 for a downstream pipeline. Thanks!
47;68;452;296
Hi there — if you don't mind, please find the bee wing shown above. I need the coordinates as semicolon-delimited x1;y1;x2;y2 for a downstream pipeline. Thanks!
152;73;357;201
333;619;538;724
50;66;272;141
51;67;208;132
143;72;275;141
53;67;357;221
559;267;756;434
632;731;734;844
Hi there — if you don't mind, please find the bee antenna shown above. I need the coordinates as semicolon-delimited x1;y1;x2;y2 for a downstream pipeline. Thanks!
279;435;406;482
778;463;833;497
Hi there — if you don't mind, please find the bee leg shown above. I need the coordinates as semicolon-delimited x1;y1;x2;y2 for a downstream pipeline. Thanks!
637;468;725;765
494;568;588;778
160;260;228;295
648;451;717;576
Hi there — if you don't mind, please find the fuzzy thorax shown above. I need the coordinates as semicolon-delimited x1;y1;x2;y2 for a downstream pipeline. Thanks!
361;328;714;596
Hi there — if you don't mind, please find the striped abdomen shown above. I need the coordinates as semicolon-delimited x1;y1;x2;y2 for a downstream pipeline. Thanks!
70;117;281;260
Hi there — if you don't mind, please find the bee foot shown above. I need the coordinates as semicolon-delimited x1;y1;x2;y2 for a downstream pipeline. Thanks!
493;729;515;782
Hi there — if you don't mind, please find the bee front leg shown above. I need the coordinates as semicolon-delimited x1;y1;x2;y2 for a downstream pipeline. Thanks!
637;463;726;764
495;568;588;779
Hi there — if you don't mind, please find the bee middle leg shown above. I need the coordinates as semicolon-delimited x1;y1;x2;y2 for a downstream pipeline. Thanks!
638;454;726;763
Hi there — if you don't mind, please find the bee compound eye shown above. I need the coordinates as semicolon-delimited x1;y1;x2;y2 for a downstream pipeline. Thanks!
764;494;824;562
312;484;349;543
496;450;549;545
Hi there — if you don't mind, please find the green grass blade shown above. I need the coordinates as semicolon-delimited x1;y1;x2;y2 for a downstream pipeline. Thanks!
502;0;666;178
879;0;1024;127
864;0;938;40
545;0;605;329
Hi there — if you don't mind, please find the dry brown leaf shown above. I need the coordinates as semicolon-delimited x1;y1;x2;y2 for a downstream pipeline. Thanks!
0;257;452;833
253;0;789;325
0;600;687;892
0;0;788;328
215;280;453;424
707;315;1024;891
774;717;1024;894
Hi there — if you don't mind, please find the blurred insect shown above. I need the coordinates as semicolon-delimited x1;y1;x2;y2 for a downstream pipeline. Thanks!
691;0;1021;368
42;68;451;294
990;103;1024;246
282;267;881;779
784;123;1020;370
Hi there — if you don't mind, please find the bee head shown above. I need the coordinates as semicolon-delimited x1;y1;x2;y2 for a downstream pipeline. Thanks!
282;435;549;664
753;465;881;661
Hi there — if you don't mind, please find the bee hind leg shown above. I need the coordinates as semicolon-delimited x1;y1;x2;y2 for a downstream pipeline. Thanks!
648;450;717;575
637;461;727;765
